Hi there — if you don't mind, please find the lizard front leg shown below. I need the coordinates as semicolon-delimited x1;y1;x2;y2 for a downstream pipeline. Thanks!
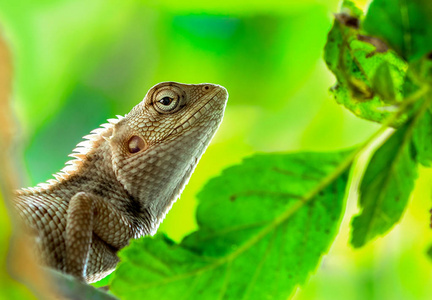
65;192;135;281
65;192;94;280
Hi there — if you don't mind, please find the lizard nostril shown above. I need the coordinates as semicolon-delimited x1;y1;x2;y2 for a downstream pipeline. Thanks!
203;85;210;91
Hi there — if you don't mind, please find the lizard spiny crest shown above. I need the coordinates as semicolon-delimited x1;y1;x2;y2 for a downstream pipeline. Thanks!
17;115;125;195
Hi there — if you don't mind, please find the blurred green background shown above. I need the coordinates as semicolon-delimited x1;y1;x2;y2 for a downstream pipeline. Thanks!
0;0;431;299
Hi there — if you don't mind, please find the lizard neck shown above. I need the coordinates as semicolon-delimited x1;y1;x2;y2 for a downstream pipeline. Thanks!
117;125;216;234
106;83;227;233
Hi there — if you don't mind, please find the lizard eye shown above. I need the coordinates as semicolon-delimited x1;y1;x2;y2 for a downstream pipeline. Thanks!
159;96;173;106
155;96;179;112
128;136;146;154
153;89;181;113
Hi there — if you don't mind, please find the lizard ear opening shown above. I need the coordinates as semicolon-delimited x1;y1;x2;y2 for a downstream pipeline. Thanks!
128;136;146;154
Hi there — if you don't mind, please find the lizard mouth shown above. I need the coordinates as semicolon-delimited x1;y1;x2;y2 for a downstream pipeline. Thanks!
170;86;227;134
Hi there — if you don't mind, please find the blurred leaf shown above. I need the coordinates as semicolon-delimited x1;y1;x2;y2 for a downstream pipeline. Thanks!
162;8;330;108
402;57;432;167
146;0;339;14
25;85;114;184
363;0;432;61
324;1;407;124
427;245;432;261
408;54;432;85
412;105;432;167
0;29;38;300
111;151;352;299
0;0;139;133
372;62;396;102
351;116;421;248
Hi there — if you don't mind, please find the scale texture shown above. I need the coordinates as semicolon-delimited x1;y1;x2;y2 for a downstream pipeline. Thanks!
13;82;228;283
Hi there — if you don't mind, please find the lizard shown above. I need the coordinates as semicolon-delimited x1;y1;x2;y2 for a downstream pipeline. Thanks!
13;81;228;283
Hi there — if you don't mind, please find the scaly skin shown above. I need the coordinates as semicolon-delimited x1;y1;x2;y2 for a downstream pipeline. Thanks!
13;82;228;283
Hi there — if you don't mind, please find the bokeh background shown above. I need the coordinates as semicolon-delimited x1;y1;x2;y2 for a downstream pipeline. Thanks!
0;0;431;299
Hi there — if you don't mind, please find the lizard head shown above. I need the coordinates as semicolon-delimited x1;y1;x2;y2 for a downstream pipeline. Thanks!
109;82;228;231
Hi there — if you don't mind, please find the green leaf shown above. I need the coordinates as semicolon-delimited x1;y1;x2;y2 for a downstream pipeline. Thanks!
351;118;419;248
408;55;432;85
324;1;407;124
372;62;396;102
363;0;432;61
413;105;432;167
111;151;352;299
